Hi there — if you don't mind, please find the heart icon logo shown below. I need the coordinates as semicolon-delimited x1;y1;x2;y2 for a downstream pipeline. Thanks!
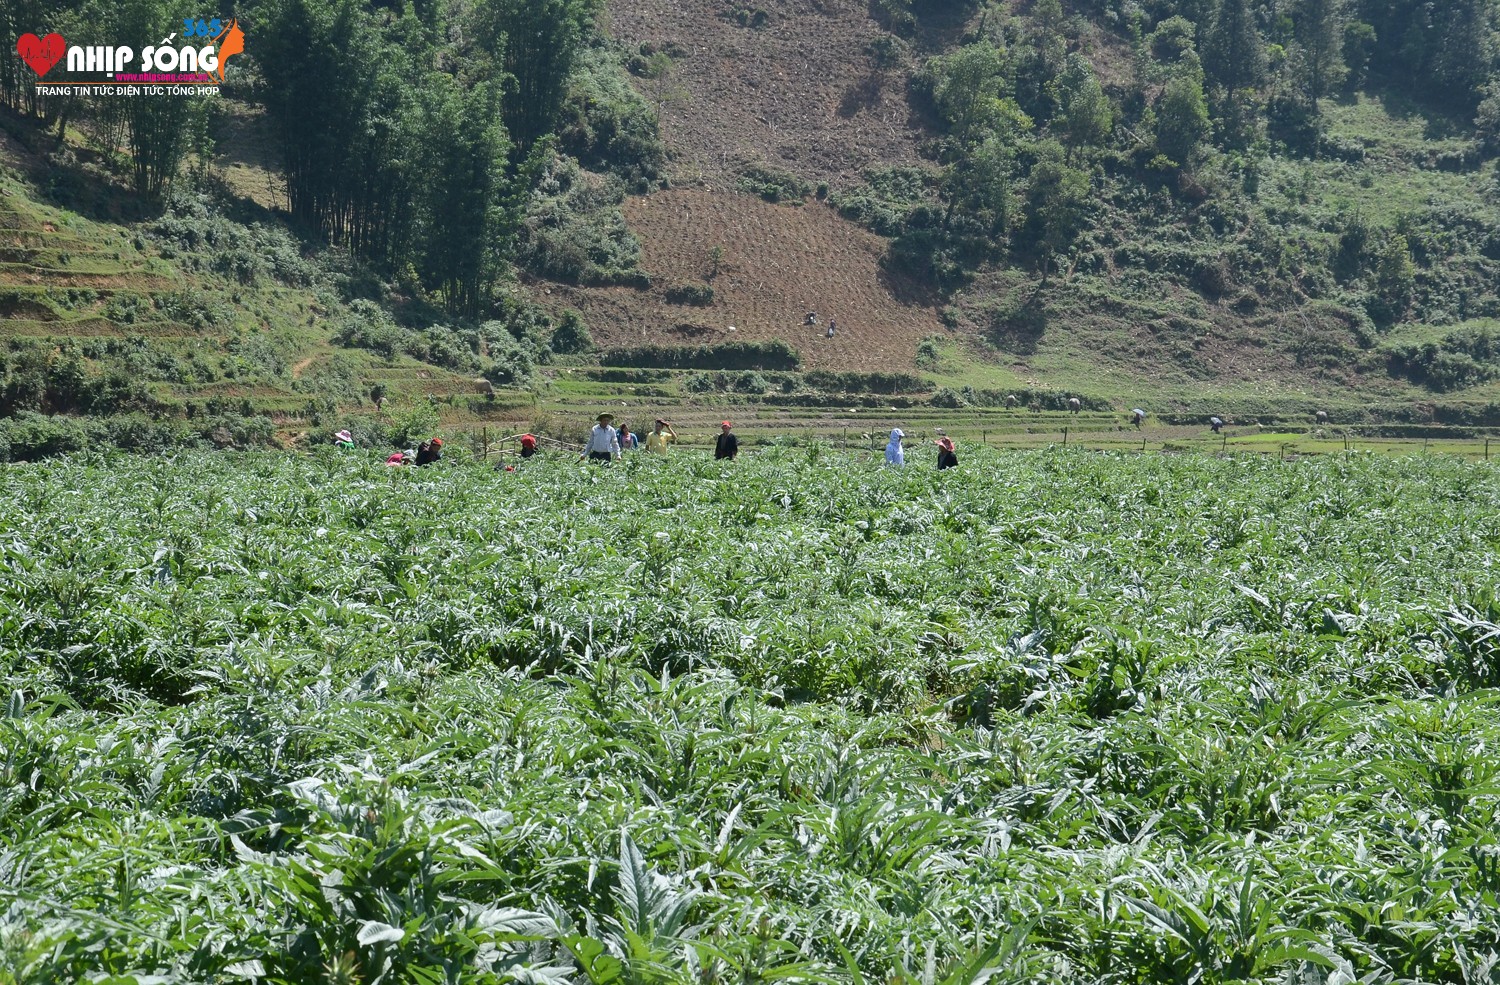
17;33;66;77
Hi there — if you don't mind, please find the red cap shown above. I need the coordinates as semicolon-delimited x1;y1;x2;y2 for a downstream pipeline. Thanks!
521;433;536;447
721;420;732;428
431;437;442;446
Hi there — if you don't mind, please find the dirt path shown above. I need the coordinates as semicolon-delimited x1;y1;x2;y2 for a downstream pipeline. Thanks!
290;355;317;378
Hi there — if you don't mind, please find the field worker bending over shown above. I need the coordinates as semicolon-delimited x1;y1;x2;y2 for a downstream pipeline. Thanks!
1131;408;1146;428
415;437;442;466
581;412;621;463
885;428;905;466
519;434;538;458
715;421;739;460
1210;416;1224;433
645;419;677;454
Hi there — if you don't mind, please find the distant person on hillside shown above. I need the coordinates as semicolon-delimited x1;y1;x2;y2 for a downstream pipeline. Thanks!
826;319;836;339
415;437;442;466
1210;416;1224;433
386;451;405;467
519;433;538;458
805;311;818;326
714;421;739;460
885;428;905;466
1132;408;1146;428
581;413;620;463
935;435;958;470
645;419;677;454
333;429;355;449
619;424;639;453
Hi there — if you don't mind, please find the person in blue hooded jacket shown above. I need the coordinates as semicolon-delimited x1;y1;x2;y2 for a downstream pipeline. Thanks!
884;428;905;466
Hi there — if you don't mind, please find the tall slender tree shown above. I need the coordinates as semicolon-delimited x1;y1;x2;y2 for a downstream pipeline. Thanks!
470;0;602;152
1202;0;1265;143
1292;0;1348;100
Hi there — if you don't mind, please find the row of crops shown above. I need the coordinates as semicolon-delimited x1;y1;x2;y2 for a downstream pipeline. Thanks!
4;447;1500;983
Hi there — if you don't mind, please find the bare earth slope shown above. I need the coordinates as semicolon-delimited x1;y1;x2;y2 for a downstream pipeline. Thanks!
604;0;929;186
549;188;945;369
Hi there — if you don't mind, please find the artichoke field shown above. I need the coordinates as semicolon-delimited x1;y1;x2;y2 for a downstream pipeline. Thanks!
3;447;1500;984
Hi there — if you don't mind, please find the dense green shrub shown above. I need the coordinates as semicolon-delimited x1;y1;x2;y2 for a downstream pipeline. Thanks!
516;158;647;286
664;283;714;305
802;370;930;393
1386;325;1500;390
603;339;801;370
558;45;667;191
549;309;595;354
737;165;811;204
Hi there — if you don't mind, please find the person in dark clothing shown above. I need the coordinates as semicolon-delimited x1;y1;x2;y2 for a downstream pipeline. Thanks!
519;434;538;458
714;420;739;460
414;437;442;466
1210;416;1224;433
935;436;958;470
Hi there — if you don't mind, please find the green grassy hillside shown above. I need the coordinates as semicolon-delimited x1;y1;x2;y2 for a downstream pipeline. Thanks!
4;0;1500;453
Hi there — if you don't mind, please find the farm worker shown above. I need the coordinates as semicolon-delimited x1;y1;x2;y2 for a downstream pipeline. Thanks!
385;451;405;466
714;421;739;460
619;424;639;452
334;429;355;449
826;320;836;339
519;434;538;458
885;428;905;466
645;419;677;454
581;412;620;463
935;436;958;470
1131;408;1146;428
415;437;442;466
1210;416;1224;433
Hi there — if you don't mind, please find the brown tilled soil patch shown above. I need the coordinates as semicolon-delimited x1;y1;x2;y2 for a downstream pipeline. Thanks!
549;188;945;370
605;0;949;187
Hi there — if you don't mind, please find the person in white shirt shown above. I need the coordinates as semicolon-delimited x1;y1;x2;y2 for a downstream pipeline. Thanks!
580;412;621;463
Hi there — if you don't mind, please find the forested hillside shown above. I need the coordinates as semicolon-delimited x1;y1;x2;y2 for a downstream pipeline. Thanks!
3;0;1500;449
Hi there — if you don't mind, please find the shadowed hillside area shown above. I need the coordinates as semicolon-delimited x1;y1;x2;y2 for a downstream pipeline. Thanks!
3;0;1500;455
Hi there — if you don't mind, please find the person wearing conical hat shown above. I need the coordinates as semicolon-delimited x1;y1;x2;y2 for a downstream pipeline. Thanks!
333;429;355;449
581;412;620;463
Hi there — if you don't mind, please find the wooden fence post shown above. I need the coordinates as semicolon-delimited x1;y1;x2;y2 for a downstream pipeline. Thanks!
1063;426;1068;447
